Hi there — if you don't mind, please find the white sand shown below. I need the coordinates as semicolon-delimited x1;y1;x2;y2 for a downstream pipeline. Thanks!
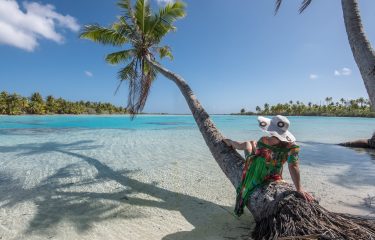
0;128;374;240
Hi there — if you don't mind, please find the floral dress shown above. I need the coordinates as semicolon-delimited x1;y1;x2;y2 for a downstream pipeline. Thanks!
234;137;300;216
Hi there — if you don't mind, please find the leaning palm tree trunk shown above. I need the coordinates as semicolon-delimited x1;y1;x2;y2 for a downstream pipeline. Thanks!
342;0;375;111
146;56;244;187
340;0;375;149
147;57;375;239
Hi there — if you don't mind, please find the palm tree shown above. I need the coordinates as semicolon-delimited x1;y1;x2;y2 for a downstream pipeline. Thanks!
341;0;375;111
275;0;375;147
46;95;58;114
275;0;374;111
7;93;23;115
0;91;8;114
358;97;365;108
240;108;246;114
80;0;244;190
340;97;346;106
264;103;270;114
255;106;261;113
28;92;46;115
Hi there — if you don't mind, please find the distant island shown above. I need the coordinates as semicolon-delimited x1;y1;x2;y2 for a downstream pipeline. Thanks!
0;91;127;115
235;97;375;118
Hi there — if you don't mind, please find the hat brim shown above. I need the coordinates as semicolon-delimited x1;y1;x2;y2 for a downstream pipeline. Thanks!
267;130;296;143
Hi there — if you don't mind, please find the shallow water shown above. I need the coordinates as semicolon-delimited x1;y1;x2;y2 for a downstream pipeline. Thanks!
0;115;374;240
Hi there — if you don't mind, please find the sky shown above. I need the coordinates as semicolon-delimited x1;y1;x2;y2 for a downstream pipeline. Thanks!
1;0;375;114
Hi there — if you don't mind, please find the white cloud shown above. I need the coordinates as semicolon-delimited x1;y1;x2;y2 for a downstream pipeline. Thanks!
84;71;93;77
309;74;318;80
334;67;352;76
341;67;352;76
156;0;175;5
0;0;80;51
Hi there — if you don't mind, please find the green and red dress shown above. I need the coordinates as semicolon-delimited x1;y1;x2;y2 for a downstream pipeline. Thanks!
235;137;300;216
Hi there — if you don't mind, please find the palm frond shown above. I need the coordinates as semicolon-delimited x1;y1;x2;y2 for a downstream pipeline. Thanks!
157;46;173;60
118;60;137;82
105;49;135;65
134;0;151;33
274;0;282;15
131;60;157;116
80;25;128;46
299;0;312;13
149;1;186;40
116;57;157;116
117;0;134;19
113;17;140;43
158;1;186;25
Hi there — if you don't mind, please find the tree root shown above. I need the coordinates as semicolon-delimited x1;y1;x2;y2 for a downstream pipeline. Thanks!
248;182;375;240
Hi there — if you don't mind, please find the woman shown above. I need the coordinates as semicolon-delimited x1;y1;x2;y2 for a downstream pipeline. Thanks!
224;115;314;216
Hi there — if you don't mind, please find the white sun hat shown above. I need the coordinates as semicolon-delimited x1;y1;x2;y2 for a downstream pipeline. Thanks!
257;115;296;143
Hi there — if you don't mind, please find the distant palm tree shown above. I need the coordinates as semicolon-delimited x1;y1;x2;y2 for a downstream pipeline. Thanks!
80;0;244;188
46;95;57;114
340;98;346;106
358;97;365;108
264;103;270;114
0;91;8;114
240;108;246;114
275;0;375;110
255;106;261;113
324;97;333;105
7;93;23;115
29;92;45;115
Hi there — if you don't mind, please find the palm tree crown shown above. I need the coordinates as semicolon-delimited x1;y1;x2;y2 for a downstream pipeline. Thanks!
80;0;185;115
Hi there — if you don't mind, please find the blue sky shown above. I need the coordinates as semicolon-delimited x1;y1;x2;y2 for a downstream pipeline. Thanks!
1;0;375;114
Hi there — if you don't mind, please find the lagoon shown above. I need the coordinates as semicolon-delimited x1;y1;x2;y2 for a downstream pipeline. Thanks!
0;115;375;239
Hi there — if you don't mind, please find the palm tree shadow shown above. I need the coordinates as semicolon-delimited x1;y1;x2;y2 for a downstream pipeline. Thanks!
0;141;251;239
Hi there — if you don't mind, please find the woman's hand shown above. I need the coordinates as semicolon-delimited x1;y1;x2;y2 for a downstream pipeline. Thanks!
297;189;314;202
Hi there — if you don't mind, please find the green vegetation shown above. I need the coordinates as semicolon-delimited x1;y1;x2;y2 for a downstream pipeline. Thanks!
238;97;375;117
0;91;127;115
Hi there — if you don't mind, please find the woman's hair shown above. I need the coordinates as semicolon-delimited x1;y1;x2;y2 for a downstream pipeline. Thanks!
270;136;292;148
277;141;291;148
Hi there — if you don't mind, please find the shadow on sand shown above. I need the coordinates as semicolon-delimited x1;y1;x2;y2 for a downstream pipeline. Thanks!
0;140;252;239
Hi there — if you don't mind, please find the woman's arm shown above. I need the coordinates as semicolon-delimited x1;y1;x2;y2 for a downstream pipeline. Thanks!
223;139;255;152
288;163;314;202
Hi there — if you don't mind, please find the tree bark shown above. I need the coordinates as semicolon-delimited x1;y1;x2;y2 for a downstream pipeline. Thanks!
339;132;375;148
340;0;375;149
342;0;375;111
147;57;375;239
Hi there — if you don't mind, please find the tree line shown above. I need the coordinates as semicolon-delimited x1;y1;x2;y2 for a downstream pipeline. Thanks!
0;91;127;115
238;97;375;117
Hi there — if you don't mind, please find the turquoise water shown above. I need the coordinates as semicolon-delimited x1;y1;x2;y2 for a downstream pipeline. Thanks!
0;115;375;239
1;115;375;143
1;114;375;189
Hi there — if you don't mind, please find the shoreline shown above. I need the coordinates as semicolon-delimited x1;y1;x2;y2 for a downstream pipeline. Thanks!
1;113;375;118
231;113;375;118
